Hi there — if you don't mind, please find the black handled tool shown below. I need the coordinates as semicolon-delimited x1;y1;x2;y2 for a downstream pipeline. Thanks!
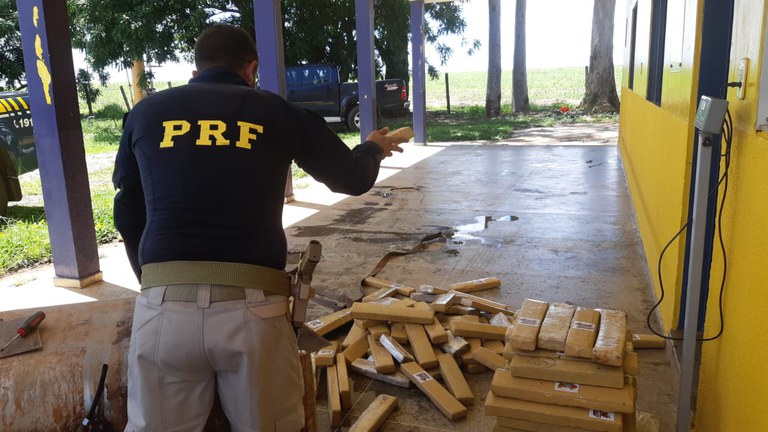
0;311;46;352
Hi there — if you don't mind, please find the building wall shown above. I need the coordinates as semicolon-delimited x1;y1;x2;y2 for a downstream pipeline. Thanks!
695;1;768;430
620;0;768;430
619;0;699;333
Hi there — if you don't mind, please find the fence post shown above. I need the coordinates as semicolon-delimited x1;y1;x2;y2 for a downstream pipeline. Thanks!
119;85;131;111
445;72;451;114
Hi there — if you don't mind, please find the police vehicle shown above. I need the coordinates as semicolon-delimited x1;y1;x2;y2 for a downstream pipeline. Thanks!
0;91;37;215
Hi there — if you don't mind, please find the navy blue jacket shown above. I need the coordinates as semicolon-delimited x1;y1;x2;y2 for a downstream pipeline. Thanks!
113;67;383;280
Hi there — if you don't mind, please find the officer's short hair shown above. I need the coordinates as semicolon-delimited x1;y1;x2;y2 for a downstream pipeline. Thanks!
194;24;258;71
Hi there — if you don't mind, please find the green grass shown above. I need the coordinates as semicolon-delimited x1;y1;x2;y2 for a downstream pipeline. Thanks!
1;67;620;275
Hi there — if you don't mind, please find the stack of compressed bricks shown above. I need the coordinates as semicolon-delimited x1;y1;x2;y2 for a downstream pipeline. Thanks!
486;299;641;432
308;276;512;428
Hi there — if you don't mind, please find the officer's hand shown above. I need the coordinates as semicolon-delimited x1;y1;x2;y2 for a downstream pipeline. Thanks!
365;127;409;159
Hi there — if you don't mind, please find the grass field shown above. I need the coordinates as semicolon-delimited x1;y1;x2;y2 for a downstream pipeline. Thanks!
0;66;621;275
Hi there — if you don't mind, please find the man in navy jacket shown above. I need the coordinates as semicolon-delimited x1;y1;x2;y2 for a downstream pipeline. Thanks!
114;24;407;431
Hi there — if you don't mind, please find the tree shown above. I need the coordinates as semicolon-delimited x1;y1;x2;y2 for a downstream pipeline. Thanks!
75;68;101;116
512;0;529;113
582;0;619;113
68;1;211;73
0;0;24;90
485;0;501;118
0;0;477;88
281;0;477;81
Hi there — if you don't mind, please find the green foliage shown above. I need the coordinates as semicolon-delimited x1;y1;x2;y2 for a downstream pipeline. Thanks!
0;0;24;90
68;0;211;72
91;185;119;244
0;210;51;274
96;103;126;121
81;117;122;153
280;0;473;81
76;68;102;116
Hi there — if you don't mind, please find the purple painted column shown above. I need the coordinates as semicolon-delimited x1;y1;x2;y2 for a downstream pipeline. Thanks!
355;0;377;139
253;0;293;200
16;0;101;287
254;0;286;98
410;0;427;145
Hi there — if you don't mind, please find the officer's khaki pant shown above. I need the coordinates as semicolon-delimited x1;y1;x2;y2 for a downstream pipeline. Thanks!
124;285;304;432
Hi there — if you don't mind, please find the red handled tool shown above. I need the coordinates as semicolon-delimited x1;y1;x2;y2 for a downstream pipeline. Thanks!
0;311;46;352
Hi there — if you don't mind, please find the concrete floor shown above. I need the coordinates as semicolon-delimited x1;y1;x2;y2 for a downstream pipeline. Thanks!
283;128;676;431
0;123;677;431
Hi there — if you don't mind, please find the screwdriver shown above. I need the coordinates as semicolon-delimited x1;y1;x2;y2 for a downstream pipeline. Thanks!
0;311;46;352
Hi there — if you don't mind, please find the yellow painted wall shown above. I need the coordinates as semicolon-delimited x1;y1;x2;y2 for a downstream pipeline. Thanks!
618;90;690;326
621;0;768;430
695;0;768;430
619;0;699;330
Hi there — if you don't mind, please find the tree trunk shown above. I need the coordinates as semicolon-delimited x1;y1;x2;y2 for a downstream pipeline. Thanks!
131;60;145;104
512;0;529;113
85;85;94;116
582;0;620;113
378;0;410;81
485;0;502;118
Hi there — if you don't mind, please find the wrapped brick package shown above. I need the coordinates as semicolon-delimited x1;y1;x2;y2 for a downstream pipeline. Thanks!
564;308;601;359
508;299;549;351
537;303;576;352
591;309;628;367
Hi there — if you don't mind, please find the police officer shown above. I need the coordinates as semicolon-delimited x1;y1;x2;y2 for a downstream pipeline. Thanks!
113;24;408;431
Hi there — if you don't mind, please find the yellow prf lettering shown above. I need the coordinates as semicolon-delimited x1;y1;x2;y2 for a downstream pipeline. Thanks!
196;120;230;146
236;121;263;149
160;120;191;148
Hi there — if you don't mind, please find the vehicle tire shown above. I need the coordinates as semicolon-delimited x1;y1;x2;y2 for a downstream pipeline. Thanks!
0;177;8;217
346;105;360;132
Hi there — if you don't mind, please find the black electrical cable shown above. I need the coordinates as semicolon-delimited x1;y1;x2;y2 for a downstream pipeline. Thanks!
646;109;732;342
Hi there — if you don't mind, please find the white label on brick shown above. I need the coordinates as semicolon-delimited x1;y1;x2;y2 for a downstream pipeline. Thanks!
307;320;323;329
517;317;540;327
554;382;580;393
588;410;616;421
572;321;596;331
413;371;433;383
391;283;403;289
632;334;641;340
317;349;334;356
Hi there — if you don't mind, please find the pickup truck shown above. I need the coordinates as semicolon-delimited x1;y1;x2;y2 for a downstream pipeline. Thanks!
285;64;409;131
0;91;37;215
